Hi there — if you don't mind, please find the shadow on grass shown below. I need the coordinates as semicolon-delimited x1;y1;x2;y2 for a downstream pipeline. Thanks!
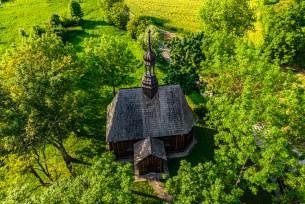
71;157;92;166
131;181;163;203
82;20;107;30
144;16;170;27
132;190;161;201
168;124;216;177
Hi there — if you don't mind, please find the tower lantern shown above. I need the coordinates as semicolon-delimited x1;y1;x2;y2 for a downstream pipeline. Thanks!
142;30;158;99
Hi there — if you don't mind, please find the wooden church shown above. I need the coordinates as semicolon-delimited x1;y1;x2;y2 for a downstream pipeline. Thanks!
106;30;197;176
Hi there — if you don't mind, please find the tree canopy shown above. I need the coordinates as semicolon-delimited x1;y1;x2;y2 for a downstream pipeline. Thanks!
4;153;134;204
198;0;255;37
83;35;136;97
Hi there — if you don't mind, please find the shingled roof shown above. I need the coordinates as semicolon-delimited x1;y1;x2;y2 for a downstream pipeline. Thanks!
106;84;197;142
134;136;167;164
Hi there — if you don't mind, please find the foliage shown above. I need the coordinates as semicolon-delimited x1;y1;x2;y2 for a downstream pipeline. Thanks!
126;15;151;39
260;0;305;68
193;103;208;121
68;0;84;20
166;37;305;202
100;0;129;29
163;32;204;95
83;35;136;97
165;160;244;203
280;165;305;203
31;25;45;37
198;0;255;37
0;34;84;183
138;24;164;60
4;153;134;204
48;14;61;27
45;24;69;43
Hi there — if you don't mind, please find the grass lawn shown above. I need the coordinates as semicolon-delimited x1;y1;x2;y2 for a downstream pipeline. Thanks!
125;0;203;34
131;181;163;204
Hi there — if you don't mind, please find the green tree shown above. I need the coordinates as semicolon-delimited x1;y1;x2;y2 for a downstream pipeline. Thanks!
198;0;255;37
4;153;134;204
260;0;305;68
165;39;305;202
163;32;204;95
0;34;84;178
83;35;136;97
68;0;84;20
48;14;61;27
126;15;151;39
100;0;129;29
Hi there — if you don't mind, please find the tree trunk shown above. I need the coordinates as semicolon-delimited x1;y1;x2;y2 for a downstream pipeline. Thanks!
31;144;53;182
58;142;75;177
113;85;116;97
45;136;75;177
28;166;46;186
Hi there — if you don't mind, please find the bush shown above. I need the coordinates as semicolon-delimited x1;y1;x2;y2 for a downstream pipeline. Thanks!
31;25;45;37
46;25;69;43
193;103;208;121
18;28;25;36
126;15;152;39
48;14;61;27
68;0;83;20
100;0;129;29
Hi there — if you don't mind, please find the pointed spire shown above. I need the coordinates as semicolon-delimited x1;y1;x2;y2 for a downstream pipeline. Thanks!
147;29;151;52
142;29;158;99
143;29;156;75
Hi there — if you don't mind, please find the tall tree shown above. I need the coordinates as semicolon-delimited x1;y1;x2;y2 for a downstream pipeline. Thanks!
260;0;305;68
68;0;84;20
198;0;255;37
83;35;136;97
163;32;204;95
0;34;84;177
100;0;129;29
165;39;305;202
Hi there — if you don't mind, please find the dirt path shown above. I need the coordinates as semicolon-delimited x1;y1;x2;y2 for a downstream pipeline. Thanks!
148;179;172;204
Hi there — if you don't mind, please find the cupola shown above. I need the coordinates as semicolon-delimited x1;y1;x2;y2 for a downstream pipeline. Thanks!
142;29;158;99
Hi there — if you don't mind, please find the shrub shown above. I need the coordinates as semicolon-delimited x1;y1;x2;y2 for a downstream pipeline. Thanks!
193;103;208;121
100;0;129;29
48;14;61;27
68;0;83;20
18;28;25;36
31;25;45;37
126;15;151;39
46;25;69;43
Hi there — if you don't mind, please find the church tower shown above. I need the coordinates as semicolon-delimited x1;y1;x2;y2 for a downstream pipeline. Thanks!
142;29;158;99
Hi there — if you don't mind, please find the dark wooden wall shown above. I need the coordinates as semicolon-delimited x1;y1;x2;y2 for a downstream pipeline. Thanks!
109;128;194;157
160;128;193;152
109;140;134;157
138;155;163;175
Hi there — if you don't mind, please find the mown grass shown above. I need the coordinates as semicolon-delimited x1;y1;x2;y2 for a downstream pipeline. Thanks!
131;181;163;204
125;0;203;34
0;0;71;54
